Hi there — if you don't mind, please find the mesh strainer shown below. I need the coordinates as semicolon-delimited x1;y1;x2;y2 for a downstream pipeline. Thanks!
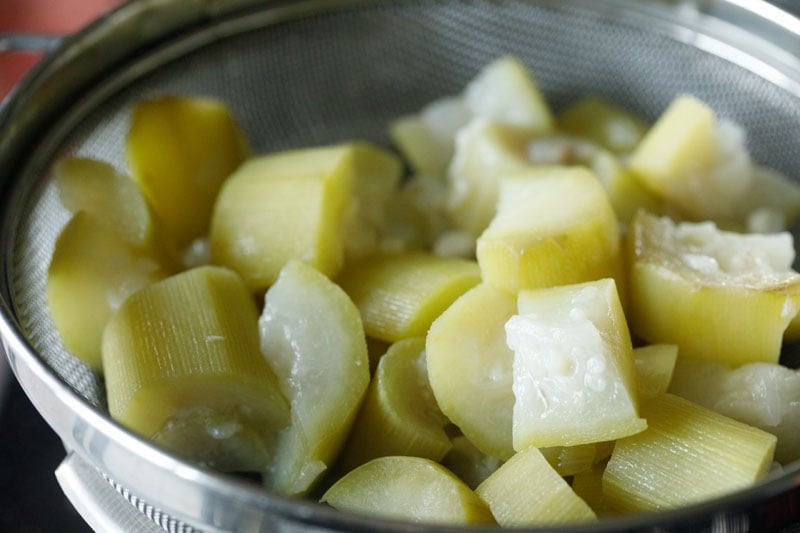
2;0;800;531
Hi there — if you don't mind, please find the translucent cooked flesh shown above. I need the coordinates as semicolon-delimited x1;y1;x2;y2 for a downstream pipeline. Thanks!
101;266;289;471
603;393;776;513
627;210;800;365
476;167;624;295
321;456;495;525
210;143;401;292
337;337;451;472
476;445;596;526
259;260;369;495
126;96;249;247
426;283;517;460
441;436;503;490
337;251;480;342
507;279;645;449
47;213;169;369
446;119;534;237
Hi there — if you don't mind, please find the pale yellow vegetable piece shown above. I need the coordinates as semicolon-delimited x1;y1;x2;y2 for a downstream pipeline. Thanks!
476;445;596;527
476;167;625;295
259;260;369;495
48;213;169;369
629;95;752;220
603;393;777;513
337;251;480;342
126;96;250;247
557;95;647;154
633;344;678;399
464;56;554;134
738;166;800;233
55;157;163;255
524;135;663;225
390;97;471;177
627;210;800;366
380;173;451;253
210;143;401;292
336;337;451;472
102;266;289;472
321;456;495;525
446;119;533;237
669;358;800;464
426;283;517;460
506;279;646;449
440;435;503;490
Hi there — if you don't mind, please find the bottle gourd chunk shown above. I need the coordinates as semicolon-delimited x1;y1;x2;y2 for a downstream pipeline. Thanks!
603;393;776;513
336;336;451;472
126;96;250;248
102;266;289;473
506;278;646;449
259;260;369;495
626;210;800;366
476;166;625;295
321;456;495;525
426;283;517;460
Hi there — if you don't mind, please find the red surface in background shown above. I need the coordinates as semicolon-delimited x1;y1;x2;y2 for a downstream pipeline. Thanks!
0;0;124;99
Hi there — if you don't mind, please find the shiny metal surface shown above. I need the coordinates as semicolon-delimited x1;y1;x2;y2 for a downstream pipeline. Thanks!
1;0;800;531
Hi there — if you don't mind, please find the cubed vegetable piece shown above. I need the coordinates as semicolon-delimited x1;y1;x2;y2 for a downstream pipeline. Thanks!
626;210;800;366
464;56;554;134
390;97;471;177
477;167;625;295
380;173;451;253
48;213;169;369
126;96;250;247
321;456;495;525
629;95;752;221
259;260;369;495
54;157;176;266
557;95;647;154
441;435;503;490
603;393;776;513
524;135;663;225
102;266;289;473
669;358;800;464
446;119;533;237
506;278;646;449
337;251;480;342
633;344;678;399
426;283;517;460
475;445;596;526
210;143;401;292
336;337;451;472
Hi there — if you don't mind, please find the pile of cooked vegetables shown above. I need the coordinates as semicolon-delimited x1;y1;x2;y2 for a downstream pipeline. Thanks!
46;56;800;526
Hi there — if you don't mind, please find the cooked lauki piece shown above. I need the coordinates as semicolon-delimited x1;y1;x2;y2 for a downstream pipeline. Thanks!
210;142;401;292
603;393;776;513
336;251;480;342
506;278;646;449
477;166;625;297
126;96;250;249
102;266;289;473
321;456;496;525
336;337;451;472
259;260;369;495
627;210;800;366
476;445;596;526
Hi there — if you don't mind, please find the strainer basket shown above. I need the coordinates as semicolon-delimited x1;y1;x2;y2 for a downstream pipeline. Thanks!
1;0;800;531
